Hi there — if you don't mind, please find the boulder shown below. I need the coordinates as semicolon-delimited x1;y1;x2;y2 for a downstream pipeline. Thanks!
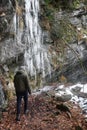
55;92;72;102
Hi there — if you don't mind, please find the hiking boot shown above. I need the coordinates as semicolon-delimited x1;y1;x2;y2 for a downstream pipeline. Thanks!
24;109;29;115
16;115;20;121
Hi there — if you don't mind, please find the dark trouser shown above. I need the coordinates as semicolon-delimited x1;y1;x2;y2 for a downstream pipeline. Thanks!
16;91;28;116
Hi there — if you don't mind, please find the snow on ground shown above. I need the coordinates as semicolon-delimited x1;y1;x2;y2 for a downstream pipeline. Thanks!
34;83;87;116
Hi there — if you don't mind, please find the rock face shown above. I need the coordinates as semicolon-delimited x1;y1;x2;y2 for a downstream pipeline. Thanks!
41;2;87;84
0;0;25;65
0;0;16;41
0;0;16;7
46;42;87;84
0;0;87;85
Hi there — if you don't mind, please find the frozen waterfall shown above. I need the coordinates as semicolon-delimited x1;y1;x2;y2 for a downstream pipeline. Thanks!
23;0;51;77
9;0;51;78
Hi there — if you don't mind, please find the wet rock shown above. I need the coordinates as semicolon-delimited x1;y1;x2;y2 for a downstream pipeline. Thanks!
0;0;9;6
0;16;8;33
78;92;87;98
3;65;9;72
43;31;53;44
73;9;87;18
55;92;72;102
0;82;5;109
39;0;46;6
71;86;81;95
11;0;16;8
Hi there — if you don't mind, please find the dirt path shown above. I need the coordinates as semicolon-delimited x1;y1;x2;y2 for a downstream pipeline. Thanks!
0;94;87;130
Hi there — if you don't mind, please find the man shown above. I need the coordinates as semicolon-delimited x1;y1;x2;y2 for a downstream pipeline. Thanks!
14;67;31;121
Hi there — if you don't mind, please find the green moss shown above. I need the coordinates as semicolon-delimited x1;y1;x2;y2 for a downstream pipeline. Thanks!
51;17;77;44
45;7;54;21
73;0;80;9
60;19;77;43
44;0;81;10
44;0;52;4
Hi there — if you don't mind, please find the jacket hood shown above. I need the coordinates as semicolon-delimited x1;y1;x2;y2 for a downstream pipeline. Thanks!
14;66;28;76
16;70;25;75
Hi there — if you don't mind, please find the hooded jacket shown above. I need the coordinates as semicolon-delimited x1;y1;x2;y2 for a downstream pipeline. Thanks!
14;70;31;94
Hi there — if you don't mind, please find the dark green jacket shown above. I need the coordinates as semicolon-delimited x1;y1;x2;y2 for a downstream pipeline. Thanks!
14;70;31;94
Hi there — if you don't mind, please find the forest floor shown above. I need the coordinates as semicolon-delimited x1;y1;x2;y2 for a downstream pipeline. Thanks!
0;93;87;130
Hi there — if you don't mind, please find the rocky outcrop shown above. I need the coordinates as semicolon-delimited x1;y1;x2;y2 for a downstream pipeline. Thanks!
0;0;16;41
46;41;87;84
0;0;87;86
0;0;25;66
40;1;87;84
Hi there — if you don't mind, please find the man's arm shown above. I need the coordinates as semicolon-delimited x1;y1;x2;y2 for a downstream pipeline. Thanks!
25;75;31;94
